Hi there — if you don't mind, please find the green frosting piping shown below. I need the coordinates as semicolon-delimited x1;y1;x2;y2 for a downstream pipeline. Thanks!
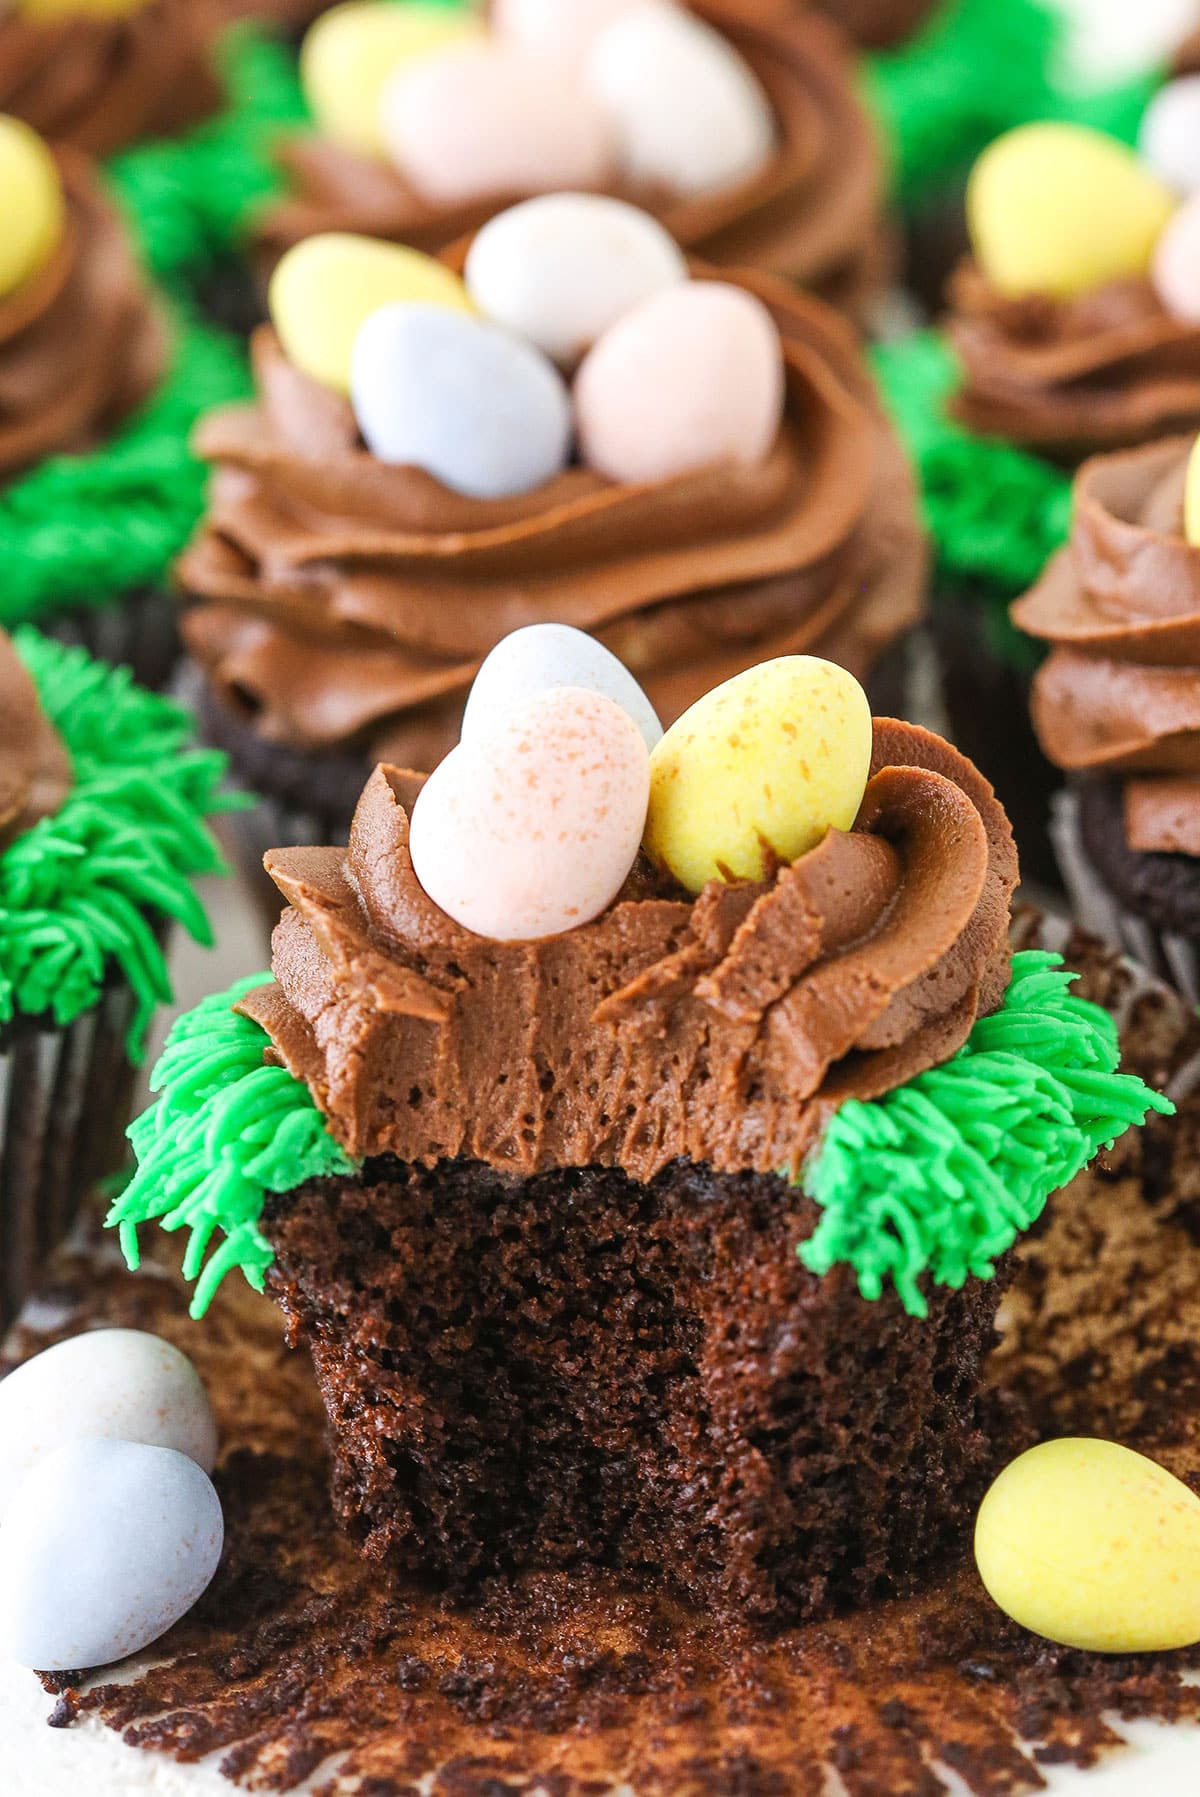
111;951;1172;1322
799;950;1175;1318
1;630;240;1054
111;976;357;1318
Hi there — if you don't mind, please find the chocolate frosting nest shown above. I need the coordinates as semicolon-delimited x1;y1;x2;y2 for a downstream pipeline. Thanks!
0;0;220;157
236;718;1017;1181
255;0;887;318
1012;436;1200;856
0;630;70;851
178;266;925;775
0;149;169;482
814;0;938;48
947;262;1200;461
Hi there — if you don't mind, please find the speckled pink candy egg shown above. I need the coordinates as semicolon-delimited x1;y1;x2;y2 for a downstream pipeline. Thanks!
574;280;786;485
491;0;652;68
380;41;615;207
408;687;650;940
1152;191;1200;322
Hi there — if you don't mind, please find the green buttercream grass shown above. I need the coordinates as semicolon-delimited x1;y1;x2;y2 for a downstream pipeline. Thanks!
800;951;1174;1317
111;951;1173;1322
0;630;239;1054
111;977;357;1319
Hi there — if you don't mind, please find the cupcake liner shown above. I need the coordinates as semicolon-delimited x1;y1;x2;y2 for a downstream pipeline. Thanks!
0;980;145;1330
41;587;181;694
1051;789;1200;1002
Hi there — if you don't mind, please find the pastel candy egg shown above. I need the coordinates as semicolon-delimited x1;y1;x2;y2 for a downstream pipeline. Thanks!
461;624;663;751
0;1440;223;1672
1140;76;1200;196
1053;0;1200;90
584;1;775;199
410;687;649;939
967;123;1176;300
492;0;651;69
975;1439;1200;1654
643;656;872;893
465;194;687;368
575;281;785;486
350;302;572;498
300;1;485;159
380;41;615;207
0;1329;218;1519
268;232;473;394
0;116;64;302
1152;191;1200;322
1184;433;1200;544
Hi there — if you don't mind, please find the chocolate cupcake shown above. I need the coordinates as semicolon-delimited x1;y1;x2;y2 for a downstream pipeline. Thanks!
0;121;239;690
178;217;926;887
0;625;237;1332
1013;434;1200;994
257;0;887;323
0;0;220;157
111;649;1171;1629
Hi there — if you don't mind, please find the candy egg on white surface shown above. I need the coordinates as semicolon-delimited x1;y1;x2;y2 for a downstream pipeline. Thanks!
350;303;572;498
464;193;687;367
0;1329;218;1520
491;0;652;68
461;624;663;751
409;687;650;940
584;1;775;198
1141;76;1200;196
0;1440;223;1673
380;40;614;206
574;280;785;486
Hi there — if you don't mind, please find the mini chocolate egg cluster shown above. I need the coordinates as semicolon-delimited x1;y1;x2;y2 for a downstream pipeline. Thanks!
268;194;787;500
967;104;1200;323
0;1331;222;1672
301;0;776;206
0;113;65;301
408;626;872;941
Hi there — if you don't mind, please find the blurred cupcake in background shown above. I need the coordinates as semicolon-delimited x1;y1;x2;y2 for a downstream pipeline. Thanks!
175;198;926;895
0;0;220;156
252;0;889;325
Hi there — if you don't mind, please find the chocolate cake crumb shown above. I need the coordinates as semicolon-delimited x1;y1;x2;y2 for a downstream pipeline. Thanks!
6;921;1200;1794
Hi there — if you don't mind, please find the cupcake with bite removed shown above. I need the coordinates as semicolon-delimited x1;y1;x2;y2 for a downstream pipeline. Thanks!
178;197;926;889
255;0;888;323
1013;430;1200;994
0;0;219;156
112;644;1171;1628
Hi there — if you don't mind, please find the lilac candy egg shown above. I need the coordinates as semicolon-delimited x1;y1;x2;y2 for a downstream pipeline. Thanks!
409;687;650;940
574;280;786;486
350;303;572;499
1153;192;1200;323
380;40;615;206
461;624;663;752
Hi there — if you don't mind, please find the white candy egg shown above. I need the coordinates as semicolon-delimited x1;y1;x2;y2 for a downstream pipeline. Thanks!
1153;191;1200;321
584;1;776;198
1140;76;1200;196
410;686;650;940
461;624;663;751
0;1329;217;1520
491;0;654;68
0;1440;223;1672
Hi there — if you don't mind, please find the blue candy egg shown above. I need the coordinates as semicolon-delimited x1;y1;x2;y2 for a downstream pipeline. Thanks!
350;302;573;499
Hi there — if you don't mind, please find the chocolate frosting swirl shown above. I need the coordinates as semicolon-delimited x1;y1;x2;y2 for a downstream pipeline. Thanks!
255;0;887;319
0;0;220;157
0;630;70;851
947;261;1200;461
1012;436;1200;855
179;266;925;774
813;0;937;47
0;149;169;482
237;719;1017;1181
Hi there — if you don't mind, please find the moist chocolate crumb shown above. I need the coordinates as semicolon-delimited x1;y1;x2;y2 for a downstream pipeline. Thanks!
6;921;1200;1794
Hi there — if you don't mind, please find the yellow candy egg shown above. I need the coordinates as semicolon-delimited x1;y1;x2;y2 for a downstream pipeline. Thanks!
643;656;872;894
268;231;474;393
968;123;1176;300
0;116;64;303
300;1;485;159
975;1438;1200;1654
1185;433;1200;545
